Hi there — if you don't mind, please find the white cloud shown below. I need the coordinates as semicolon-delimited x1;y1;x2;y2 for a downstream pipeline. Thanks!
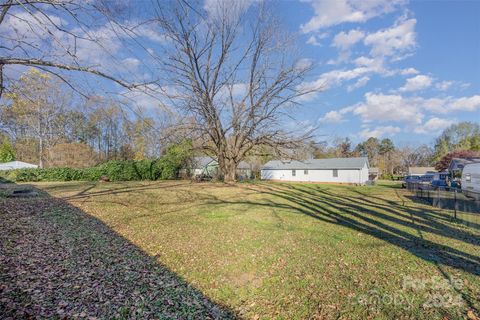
364;17;416;58
295;58;314;70
435;80;454;91
306;35;321;46
122;58;140;70
132;23;168;43
203;0;256;20
306;33;328;46
399;74;433;92
299;55;389;97
400;67;419;75
345;93;480;127
0;11;66;41
347;76;370;91
319;110;345;123
350;92;424;123
298;55;392;100
450;95;480;111
332;29;365;50
308;67;369;90
121;84;178;111
414;117;455;134
359;126;401;139
300;0;404;33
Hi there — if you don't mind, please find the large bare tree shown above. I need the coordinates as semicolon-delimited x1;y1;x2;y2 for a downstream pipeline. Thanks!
153;1;320;182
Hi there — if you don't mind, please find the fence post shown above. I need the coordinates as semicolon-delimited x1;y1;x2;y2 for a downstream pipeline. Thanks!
454;189;457;220
437;188;440;208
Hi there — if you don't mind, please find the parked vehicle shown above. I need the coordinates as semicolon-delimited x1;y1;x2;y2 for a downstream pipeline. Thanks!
420;173;435;183
431;172;449;190
450;179;461;189
402;175;421;188
461;163;480;200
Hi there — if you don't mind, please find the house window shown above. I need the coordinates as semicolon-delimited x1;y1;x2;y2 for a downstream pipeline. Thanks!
304;169;308;175
292;170;296;176
333;169;338;177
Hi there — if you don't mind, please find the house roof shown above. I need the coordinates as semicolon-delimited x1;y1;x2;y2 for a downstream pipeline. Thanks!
0;161;38;171
191;156;217;168
262;157;369;170
237;161;251;169
191;157;253;170
448;158;480;171
408;167;436;175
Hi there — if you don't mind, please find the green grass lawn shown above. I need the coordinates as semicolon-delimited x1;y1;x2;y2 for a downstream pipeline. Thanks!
1;180;479;319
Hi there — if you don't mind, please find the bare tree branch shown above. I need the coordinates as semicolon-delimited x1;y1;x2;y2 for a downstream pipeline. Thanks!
0;57;137;89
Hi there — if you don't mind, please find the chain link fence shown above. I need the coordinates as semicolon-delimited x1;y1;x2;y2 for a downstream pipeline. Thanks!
406;182;480;228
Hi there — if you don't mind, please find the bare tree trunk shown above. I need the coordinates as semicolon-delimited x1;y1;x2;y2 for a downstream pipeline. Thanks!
39;136;44;169
223;159;237;183
38;112;44;168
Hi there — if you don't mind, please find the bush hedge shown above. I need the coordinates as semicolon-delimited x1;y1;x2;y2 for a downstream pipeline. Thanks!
0;139;193;183
0;159;180;182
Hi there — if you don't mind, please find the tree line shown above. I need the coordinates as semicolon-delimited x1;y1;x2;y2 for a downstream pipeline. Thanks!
306;121;480;175
0;69;161;168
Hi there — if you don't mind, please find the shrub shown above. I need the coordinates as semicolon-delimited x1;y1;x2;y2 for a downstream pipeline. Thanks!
0;159;175;182
0;140;193;183
0;140;15;163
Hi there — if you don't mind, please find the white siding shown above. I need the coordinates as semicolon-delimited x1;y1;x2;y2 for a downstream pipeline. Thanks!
0;161;38;170
261;166;369;184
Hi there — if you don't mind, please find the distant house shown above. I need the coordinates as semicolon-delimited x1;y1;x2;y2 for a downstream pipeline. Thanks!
182;157;252;179
447;157;480;177
407;167;435;176
261;157;369;184
0;161;38;171
187;157;219;177
236;161;253;180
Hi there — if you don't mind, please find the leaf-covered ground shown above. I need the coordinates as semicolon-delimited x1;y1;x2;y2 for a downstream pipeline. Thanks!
0;187;234;319
1;181;479;319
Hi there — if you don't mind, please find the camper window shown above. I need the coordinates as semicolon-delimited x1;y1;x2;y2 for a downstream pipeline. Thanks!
292;170;296;177
466;174;471;182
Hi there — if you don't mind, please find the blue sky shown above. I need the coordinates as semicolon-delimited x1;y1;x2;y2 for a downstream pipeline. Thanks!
281;0;480;146
2;0;479;147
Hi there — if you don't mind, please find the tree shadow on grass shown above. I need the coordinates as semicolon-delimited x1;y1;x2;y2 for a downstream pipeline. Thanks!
0;185;236;319
238;183;479;312
250;184;480;277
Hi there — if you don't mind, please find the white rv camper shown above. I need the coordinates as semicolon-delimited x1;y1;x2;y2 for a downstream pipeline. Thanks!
461;163;480;200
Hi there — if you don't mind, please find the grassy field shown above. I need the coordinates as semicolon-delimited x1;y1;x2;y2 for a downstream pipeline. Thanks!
1;180;479;319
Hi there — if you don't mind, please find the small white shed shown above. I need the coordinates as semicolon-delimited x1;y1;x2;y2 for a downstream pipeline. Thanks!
261;157;370;184
0;161;38;171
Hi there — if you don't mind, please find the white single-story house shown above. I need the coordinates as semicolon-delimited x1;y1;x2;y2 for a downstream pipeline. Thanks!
0;161;38;171
261;157;370;184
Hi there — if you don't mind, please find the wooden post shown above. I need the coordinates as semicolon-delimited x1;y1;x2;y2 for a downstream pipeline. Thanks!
454;189;457;220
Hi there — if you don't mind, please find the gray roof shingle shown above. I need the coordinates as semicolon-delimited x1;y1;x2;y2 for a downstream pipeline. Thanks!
262;157;369;170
